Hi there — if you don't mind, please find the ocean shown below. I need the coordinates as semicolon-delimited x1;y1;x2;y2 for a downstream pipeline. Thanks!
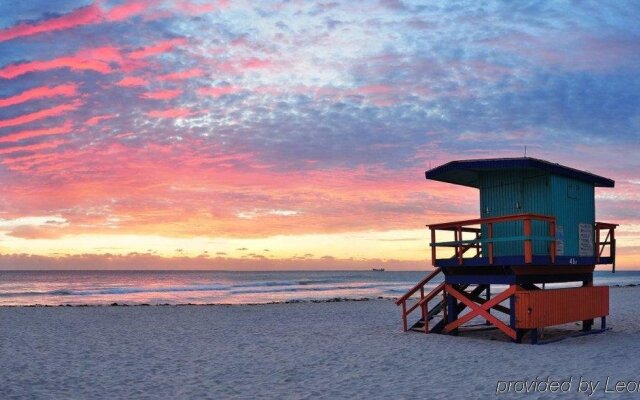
1;270;639;306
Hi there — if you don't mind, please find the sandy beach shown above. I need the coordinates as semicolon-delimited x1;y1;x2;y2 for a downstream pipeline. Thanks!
1;286;639;399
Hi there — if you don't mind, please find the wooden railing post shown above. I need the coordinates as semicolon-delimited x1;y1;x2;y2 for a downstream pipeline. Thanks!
430;228;436;267
488;223;494;265
523;218;532;264
457;226;463;265
422;302;428;333
595;227;600;263
402;301;407;332
442;291;447;323
611;228;616;273
549;221;556;263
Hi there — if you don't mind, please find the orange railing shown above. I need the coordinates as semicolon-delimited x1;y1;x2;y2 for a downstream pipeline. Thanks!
595;222;618;272
416;283;446;333
395;268;443;332
429;213;557;266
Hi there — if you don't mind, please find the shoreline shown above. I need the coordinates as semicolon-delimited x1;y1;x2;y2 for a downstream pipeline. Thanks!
0;296;390;308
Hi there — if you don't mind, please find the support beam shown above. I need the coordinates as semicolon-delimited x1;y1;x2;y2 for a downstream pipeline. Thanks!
464;293;510;315
447;289;459;335
488;223;494;265
531;329;538;345
516;329;524;344
485;285;491;325
509;290;516;329
443;284;517;340
582;279;594;331
523;219;532;264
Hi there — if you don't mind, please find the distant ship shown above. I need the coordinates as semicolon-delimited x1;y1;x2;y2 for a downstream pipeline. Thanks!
372;268;385;272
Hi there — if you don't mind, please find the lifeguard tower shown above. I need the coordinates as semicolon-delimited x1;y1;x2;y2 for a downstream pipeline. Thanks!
396;157;617;343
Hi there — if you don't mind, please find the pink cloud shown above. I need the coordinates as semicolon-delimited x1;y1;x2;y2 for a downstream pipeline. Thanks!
158;68;204;81
104;0;150;22
175;0;228;14
128;38;187;60
176;0;215;14
85;114;116;126
0;36;185;80
197;86;243;97
0;139;66;155
141;89;183;100
0;5;102;43
242;58;271;69
0;122;73;143
0;84;77;108
146;107;194;118
116;76;147;87
352;84;395;95
0;46;122;79
6;225;67;240
0;101;81;129
0;1;151;44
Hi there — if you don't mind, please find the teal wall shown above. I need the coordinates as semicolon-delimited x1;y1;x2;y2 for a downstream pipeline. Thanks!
549;175;595;257
478;169;594;258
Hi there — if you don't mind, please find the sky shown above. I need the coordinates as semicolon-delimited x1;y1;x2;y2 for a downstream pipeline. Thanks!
0;0;638;270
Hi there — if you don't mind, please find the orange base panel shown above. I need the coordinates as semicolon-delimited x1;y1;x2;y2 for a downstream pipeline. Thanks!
515;286;609;329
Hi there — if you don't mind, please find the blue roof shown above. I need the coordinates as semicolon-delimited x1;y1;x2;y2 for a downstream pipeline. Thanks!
425;157;615;188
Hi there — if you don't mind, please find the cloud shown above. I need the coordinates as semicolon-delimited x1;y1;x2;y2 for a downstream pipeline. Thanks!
146;107;194;118
128;38;187;60
141;89;182;100
0;139;67;155
0;122;72;143
116;76;147;87
85;114;116;126
241;58;271;69
0;84;77;108
104;0;150;22
7;225;67;239
158;68;204;81
0;101;81;129
0;253;425;271
197;86;243;97
0;1;152;44
0;4;102;43
0;38;185;80
0;47;121;79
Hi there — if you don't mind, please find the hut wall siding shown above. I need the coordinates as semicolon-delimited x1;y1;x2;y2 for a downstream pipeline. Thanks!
479;170;551;257
550;175;595;257
515;286;608;328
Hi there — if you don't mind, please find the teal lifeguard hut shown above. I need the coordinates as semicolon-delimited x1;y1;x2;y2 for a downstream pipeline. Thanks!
396;157;617;343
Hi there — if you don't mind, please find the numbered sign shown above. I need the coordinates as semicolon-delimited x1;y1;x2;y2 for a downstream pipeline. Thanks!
578;223;594;257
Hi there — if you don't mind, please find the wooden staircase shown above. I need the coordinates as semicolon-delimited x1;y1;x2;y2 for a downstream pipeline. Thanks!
395;268;446;333
408;284;485;332
407;293;447;332
396;269;495;334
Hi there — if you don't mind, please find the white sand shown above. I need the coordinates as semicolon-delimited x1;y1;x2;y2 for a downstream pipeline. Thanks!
1;287;639;399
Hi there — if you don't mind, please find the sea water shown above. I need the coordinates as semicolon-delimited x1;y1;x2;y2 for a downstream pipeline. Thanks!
0;269;638;306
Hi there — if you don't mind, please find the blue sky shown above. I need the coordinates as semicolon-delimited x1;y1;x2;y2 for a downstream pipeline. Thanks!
0;1;638;269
